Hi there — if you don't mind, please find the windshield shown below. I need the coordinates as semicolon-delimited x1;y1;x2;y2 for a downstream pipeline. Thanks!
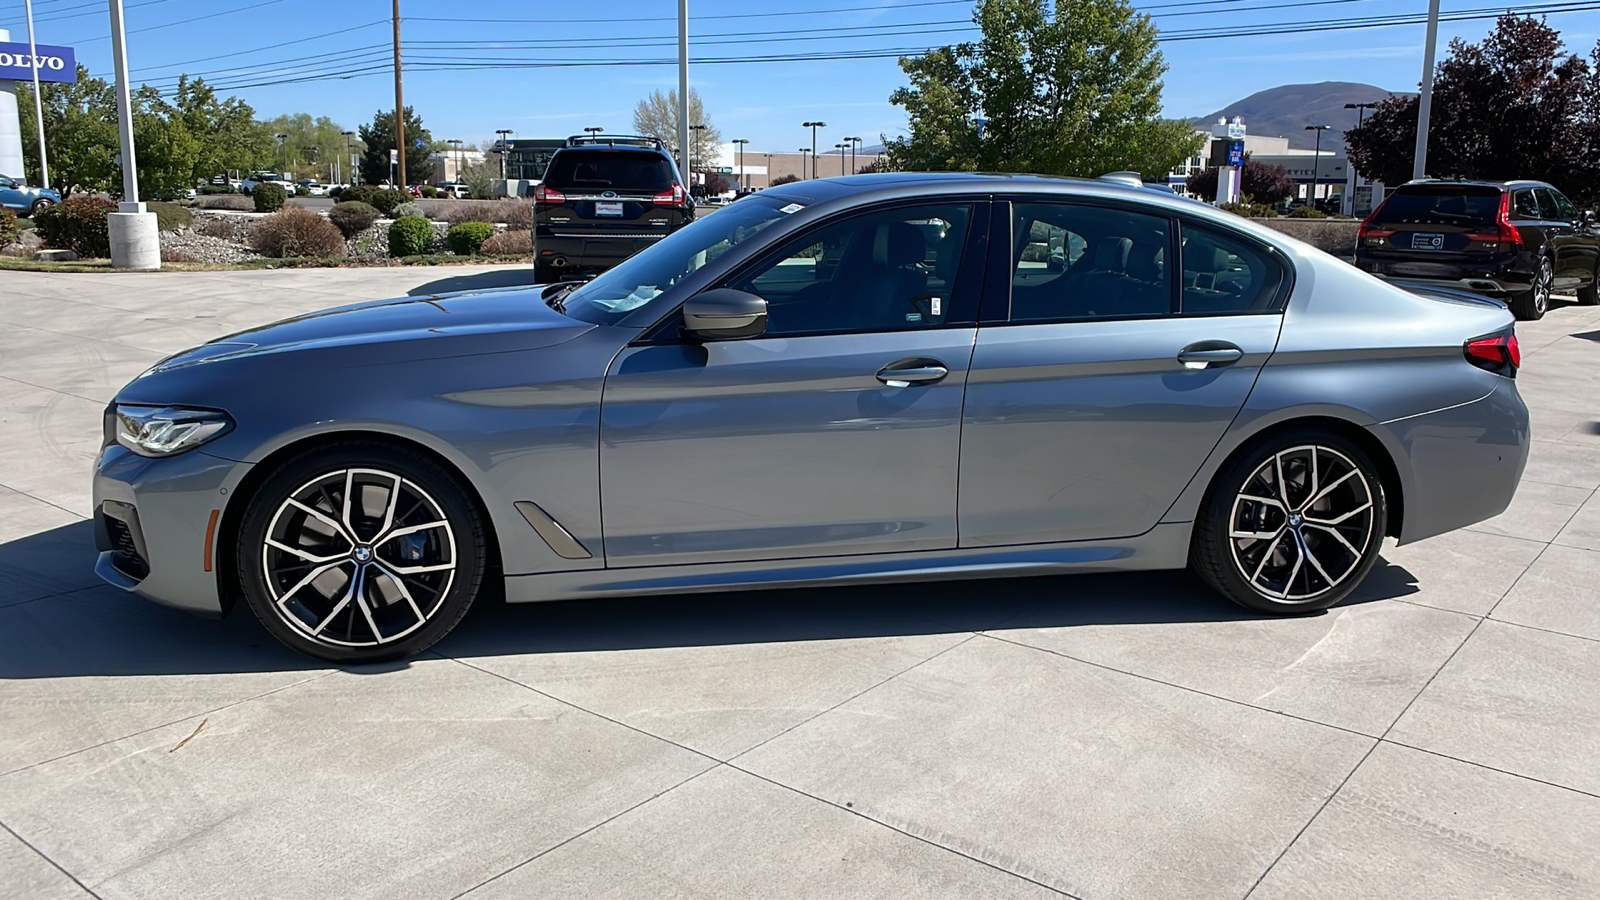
562;195;799;325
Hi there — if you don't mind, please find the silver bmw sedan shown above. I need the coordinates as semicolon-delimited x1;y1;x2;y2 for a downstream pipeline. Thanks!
94;173;1530;662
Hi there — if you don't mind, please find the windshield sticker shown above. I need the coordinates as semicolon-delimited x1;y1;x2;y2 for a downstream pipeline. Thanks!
779;203;805;215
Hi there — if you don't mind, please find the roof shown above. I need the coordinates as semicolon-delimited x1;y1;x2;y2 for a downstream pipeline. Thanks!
1399;178;1551;190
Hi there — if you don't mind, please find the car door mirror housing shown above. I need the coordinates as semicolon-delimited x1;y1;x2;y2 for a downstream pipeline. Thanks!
682;289;769;340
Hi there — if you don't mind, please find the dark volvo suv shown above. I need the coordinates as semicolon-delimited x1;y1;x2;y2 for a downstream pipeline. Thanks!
532;135;696;283
1354;179;1599;319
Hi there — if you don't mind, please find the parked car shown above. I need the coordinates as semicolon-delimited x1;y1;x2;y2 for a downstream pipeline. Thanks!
0;173;61;216
438;182;471;199
532;133;696;283
240;172;294;195
1355;179;1600;319
94;172;1530;662
296;181;327;197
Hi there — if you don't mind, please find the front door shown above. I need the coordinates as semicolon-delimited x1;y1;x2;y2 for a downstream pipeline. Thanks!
599;201;987;567
959;201;1286;546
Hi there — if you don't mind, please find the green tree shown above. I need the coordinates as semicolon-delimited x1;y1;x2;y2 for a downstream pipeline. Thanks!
15;66;118;198
175;76;272;181
1185;154;1297;203
264;112;358;182
885;0;1201;180
131;86;201;200
632;88;721;169
359;107;432;186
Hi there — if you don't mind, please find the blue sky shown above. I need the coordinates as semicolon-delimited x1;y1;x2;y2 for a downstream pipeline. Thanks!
3;0;1596;160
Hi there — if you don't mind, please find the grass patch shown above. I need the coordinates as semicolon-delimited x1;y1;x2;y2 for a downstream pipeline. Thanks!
0;256;237;273
0;253;531;274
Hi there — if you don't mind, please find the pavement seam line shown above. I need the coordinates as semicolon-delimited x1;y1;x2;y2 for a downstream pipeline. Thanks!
0;818;104;900
446;764;723;899
1378;738;1600;801
725;632;981;764
721;762;1082;899
977;632;1380;740
0;583;111;612
0;372;114;407
1483;536;1560;621
0;479;93;520
0;670;335;780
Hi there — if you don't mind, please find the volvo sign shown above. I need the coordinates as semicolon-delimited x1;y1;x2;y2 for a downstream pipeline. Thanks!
0;42;76;84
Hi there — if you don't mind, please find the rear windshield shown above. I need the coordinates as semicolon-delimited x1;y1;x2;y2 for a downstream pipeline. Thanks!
1375;186;1502;224
543;150;675;192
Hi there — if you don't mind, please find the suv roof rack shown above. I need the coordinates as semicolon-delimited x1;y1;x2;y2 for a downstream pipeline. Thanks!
564;134;665;150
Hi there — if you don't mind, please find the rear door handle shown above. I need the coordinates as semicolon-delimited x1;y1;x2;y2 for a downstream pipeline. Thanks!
877;358;949;387
1176;342;1244;369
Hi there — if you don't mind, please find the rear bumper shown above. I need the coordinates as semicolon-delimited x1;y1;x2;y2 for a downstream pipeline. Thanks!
534;231;669;271
1354;250;1536;296
1369;379;1530;544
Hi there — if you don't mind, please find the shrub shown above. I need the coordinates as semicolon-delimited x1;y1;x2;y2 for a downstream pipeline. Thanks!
447;221;495;255
392;201;424;220
250;207;347;258
147;201;192;232
328;186;343;199
419;186;439;198
367;189;407;217
388;216;432;257
253;183;287;212
417;199;529;227
199;184;234;195
328;201;380;238
0;208;18;246
770;174;800;186
197;194;253;211
1219;200;1279;218
1287;205;1327;218
160;246;197;263
340;184;379;206
195;217;236;240
481;229;531;256
33;195;115;257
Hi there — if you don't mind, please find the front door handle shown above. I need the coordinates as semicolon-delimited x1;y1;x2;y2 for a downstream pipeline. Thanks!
877;358;949;387
1176;342;1244;369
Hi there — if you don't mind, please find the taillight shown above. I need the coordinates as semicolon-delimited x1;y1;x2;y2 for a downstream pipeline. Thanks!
1357;207;1394;246
653;184;685;206
1464;330;1520;377
1496;192;1522;248
533;184;566;204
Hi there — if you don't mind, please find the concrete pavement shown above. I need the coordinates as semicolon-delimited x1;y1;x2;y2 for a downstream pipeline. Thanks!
1;266;1598;899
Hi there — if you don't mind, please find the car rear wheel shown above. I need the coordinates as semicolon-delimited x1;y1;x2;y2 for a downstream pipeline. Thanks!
237;441;487;662
1190;431;1388;615
1578;261;1598;306
28;198;53;216
1509;256;1553;320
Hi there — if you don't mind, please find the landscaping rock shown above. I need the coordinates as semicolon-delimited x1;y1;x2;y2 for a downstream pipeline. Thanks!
34;249;79;262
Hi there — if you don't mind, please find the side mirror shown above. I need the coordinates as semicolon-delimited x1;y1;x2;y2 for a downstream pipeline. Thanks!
682;288;768;340
1585;209;1597;225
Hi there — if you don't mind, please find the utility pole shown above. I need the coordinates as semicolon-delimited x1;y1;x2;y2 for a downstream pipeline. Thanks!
23;0;47;188
1413;0;1440;180
677;0;690;180
392;0;406;189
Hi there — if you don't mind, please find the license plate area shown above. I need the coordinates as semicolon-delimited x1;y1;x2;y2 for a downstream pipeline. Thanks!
1411;232;1445;250
595;201;624;217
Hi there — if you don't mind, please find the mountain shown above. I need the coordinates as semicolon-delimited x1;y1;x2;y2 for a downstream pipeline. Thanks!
1190;82;1404;153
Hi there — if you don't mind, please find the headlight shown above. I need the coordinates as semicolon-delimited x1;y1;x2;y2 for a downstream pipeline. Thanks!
114;405;233;457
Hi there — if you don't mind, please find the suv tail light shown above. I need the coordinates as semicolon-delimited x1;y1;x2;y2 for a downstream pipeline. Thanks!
1495;191;1523;248
1357;208;1393;246
533;184;566;204
1464;330;1520;377
653;184;685;206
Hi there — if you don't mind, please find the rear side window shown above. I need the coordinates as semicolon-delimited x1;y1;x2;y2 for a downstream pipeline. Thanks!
1377;186;1503;225
1007;202;1172;322
544;151;676;192
1512;190;1540;219
1179;223;1286;315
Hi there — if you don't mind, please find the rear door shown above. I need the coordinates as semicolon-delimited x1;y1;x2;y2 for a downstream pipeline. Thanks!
958;200;1286;546
541;149;686;234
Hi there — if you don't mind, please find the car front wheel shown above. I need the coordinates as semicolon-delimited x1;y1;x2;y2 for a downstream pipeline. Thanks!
29;198;54;216
1190;431;1387;615
237;441;487;662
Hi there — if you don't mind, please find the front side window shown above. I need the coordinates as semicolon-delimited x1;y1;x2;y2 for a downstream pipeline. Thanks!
1008;202;1172;322
1179;223;1287;315
726;204;974;337
1539;188;1576;222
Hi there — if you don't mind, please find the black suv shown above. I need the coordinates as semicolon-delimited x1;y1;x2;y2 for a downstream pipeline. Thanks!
532;135;695;283
1354;179;1599;320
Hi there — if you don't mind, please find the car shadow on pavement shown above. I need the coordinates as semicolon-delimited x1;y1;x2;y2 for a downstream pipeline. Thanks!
0;520;1413;677
406;268;541;296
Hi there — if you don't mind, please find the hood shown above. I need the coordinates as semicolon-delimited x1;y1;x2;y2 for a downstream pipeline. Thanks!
145;287;593;375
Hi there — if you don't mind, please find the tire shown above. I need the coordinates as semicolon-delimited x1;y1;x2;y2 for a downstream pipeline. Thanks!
1190;429;1388;615
1508;256;1553;320
28;198;53;216
1578;262;1598;306
237;441;487;663
534;262;559;284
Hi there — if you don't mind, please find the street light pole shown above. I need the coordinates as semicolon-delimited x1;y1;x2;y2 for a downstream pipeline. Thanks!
1305;124;1331;205
676;0;690;178
801;121;826;179
496;129;513;179
842;136;860;174
106;0;157;269
688;123;707;192
834;143;847;176
732;139;748;190
798;149;810;181
23;0;48;188
584;126;603;137
342;130;356;184
1414;0;1441;180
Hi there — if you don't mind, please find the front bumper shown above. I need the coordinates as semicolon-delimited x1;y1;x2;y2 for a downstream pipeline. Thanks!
1369;379;1530;544
92;444;254;617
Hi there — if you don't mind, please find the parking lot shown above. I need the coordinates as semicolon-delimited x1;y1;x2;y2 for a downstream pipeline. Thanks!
1;266;1598;899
